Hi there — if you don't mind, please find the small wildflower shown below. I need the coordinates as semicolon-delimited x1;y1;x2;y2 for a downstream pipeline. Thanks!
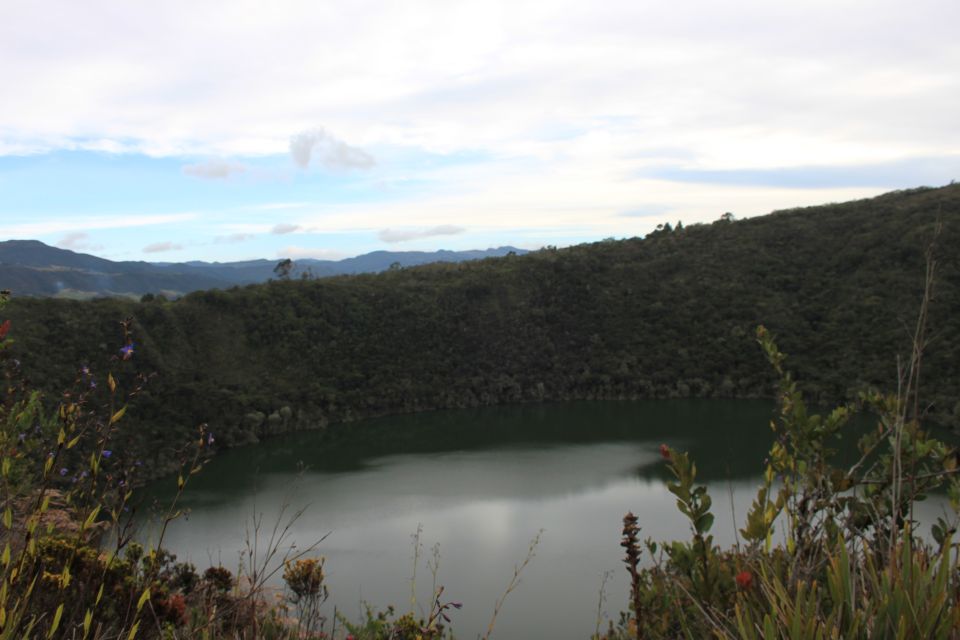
735;570;753;590
18;433;25;442
90;381;97;389
119;343;135;359
81;365;90;376
102;450;112;458
659;444;671;460
59;467;68;476
207;433;215;446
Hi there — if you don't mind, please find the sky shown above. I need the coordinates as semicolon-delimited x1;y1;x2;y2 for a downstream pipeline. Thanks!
1;0;958;262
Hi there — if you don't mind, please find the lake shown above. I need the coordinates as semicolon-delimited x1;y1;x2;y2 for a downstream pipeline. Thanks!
135;399;952;639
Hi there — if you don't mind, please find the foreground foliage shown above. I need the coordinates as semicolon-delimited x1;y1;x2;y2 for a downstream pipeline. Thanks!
603;325;960;639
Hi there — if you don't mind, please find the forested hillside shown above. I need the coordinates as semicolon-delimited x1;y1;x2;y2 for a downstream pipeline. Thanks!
4;185;958;478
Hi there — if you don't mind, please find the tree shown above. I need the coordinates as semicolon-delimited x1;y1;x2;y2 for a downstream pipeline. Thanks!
274;258;294;280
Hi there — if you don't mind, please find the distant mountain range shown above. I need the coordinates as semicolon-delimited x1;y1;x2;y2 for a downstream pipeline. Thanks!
0;240;528;298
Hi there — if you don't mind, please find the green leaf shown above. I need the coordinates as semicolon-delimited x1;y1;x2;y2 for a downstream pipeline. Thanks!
110;406;127;425
48;603;63;638
83;506;102;532
695;513;715;534
136;587;150;611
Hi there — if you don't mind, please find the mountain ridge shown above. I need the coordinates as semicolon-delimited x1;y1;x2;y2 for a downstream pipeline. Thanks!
0;242;528;298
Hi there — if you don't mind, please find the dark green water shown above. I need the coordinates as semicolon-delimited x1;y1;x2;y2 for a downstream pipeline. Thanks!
136;400;952;639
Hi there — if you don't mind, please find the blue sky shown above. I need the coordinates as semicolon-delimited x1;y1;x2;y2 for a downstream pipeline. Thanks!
1;0;957;262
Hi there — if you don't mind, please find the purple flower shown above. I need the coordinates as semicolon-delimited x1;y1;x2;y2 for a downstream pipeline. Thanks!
119;343;135;359
59;468;68;476
102;450;112;458
90;381;97;389
81;365;90;376
207;433;215;445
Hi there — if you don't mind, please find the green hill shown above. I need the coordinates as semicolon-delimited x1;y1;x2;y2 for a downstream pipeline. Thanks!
4;184;958;478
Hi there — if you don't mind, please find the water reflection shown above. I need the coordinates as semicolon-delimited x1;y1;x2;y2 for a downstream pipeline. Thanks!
135;399;952;639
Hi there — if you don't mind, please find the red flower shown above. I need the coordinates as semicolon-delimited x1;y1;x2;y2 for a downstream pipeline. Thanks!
0;320;10;340
659;444;671;460
735;570;753;590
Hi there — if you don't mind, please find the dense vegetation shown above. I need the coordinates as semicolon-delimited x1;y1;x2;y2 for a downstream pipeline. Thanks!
4;184;959;479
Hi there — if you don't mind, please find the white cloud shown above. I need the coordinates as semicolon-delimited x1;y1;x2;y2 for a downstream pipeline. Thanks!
214;233;255;244
0;0;954;185
289;129;375;170
0;0;957;262
4;213;197;237
56;231;103;252
378;225;466;243
278;246;348;260
271;223;301;235
143;241;183;253
182;160;247;179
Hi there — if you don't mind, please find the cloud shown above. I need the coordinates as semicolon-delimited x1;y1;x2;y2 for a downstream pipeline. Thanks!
619;205;672;218
278;246;348;260
143;241;183;253
271;223;301;235
641;156;960;189
56;231;103;252
378;225;466;243
182;160;247;179
289;129;375;170
214;233;255;244
4;213;197;237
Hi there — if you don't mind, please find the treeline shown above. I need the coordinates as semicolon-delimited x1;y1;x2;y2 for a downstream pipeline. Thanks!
4;185;959;478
